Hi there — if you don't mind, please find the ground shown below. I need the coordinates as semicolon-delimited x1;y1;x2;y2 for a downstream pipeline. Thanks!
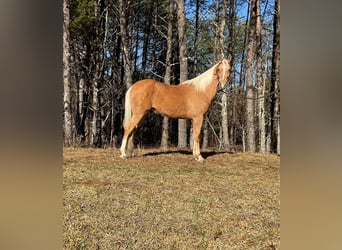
63;147;280;249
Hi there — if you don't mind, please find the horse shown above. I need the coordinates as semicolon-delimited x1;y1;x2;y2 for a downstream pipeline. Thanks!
120;58;232;162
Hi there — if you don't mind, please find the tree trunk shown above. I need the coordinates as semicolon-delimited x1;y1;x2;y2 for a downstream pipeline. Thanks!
193;0;200;76
245;0;256;152
141;2;153;79
176;0;188;148
266;130;271;153
227;0;235;58
77;44;89;144
218;0;227;59
197;0;208;149
91;0;105;147
189;0;201;150
119;0;132;89
219;0;230;150
161;0;174;149
150;0;159;77
220;61;229;150
255;0;265;153
90;2;99;146
228;0;235;147
213;0;220;62
202;118;208;149
210;0;220;149
63;0;72;146
239;1;250;88
242;127;246;152
271;0;280;155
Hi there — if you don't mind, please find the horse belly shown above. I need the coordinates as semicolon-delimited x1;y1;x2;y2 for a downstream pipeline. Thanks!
152;95;190;119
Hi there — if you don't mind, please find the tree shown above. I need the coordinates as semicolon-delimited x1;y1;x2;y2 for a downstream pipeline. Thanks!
141;1;154;79
227;0;235;147
189;0;201;150
238;0;250;89
119;0;133;89
161;0;175;149
255;0;265;153
90;0;104;147
62;0;280;153
271;0;280;155
213;0;220;62
63;0;72;146
176;0;188;148
245;0;257;152
69;0;97;146
219;0;230;150
193;0;200;77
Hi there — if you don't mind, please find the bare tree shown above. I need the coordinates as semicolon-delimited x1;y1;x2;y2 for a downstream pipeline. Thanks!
141;2;153;79
119;0;133;89
271;0;280;155
89;0;106;147
239;1;250;88
176;0;188;148
245;0;256;152
63;0;279;153
190;0;201;150
63;0;72;146
219;0;230;150
89;1;100;146
213;0;220;62
193;0;200;77
227;0;235;147
255;0;265;153
161;0;174;149
192;0;210;149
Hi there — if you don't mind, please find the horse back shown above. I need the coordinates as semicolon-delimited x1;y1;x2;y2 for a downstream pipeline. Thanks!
152;80;209;118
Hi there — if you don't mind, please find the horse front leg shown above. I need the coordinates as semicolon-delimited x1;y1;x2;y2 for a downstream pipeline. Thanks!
192;116;205;163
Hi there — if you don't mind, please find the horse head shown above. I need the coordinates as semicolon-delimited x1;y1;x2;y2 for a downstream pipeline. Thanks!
216;55;232;90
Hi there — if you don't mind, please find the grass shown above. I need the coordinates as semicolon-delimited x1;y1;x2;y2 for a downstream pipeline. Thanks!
63;147;280;249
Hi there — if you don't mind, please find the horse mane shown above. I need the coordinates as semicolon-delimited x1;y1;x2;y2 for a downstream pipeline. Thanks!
180;62;219;92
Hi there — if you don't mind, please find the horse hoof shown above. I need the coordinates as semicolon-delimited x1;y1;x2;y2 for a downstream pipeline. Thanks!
120;153;127;159
195;156;205;163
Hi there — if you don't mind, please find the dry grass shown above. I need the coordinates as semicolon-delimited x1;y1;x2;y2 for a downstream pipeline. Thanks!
63;147;280;249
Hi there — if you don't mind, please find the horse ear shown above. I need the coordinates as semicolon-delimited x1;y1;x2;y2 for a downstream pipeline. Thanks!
227;54;232;62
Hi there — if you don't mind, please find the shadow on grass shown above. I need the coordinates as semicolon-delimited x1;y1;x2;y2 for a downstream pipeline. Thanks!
142;149;233;159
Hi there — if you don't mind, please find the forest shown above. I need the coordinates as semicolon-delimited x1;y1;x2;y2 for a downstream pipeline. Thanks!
63;0;280;154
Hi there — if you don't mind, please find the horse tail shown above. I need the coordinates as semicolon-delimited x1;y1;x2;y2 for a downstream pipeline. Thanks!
123;86;133;127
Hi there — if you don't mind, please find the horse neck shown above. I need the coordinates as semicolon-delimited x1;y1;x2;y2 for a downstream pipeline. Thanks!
204;77;219;102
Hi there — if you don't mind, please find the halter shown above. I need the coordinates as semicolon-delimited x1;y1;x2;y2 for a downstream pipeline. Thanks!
215;63;231;94
215;63;226;92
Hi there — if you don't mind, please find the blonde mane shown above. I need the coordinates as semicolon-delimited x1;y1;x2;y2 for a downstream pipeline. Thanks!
180;62;219;92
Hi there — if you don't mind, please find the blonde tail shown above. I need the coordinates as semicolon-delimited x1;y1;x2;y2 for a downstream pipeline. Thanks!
123;87;132;127
120;87;134;158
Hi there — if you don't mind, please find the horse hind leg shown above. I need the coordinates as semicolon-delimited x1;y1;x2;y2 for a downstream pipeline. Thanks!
120;134;134;159
120;137;129;159
120;112;145;159
126;134;135;157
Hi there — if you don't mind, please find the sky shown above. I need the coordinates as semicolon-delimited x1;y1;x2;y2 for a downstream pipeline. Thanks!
185;0;275;24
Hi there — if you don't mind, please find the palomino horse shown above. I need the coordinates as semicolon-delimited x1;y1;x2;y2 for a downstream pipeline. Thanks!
120;58;232;162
